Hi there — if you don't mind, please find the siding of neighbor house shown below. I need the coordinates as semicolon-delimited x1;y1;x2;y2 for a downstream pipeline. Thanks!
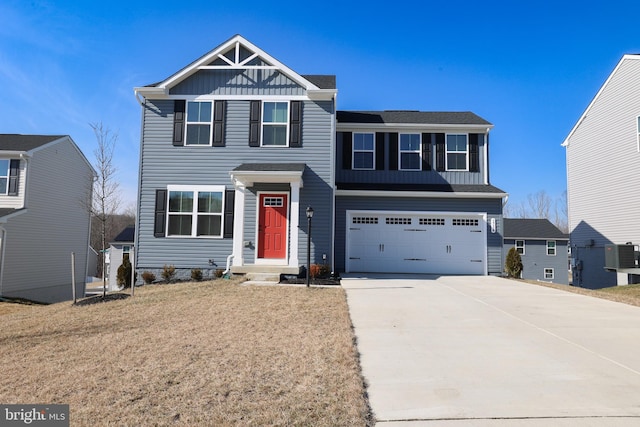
565;55;640;288
335;196;503;274
503;239;569;284
1;139;91;302
136;96;334;271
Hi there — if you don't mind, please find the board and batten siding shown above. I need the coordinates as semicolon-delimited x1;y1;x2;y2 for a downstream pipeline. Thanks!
170;69;306;97
0;159;26;209
334;196;503;274
336;131;487;185
566;56;640;287
136;99;334;270
2;139;92;303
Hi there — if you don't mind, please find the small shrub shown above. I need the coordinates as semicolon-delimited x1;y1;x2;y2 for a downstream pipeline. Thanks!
310;263;331;279
117;258;133;288
505;247;524;278
141;271;156;284
161;264;176;282
215;269;225;278
191;268;203;281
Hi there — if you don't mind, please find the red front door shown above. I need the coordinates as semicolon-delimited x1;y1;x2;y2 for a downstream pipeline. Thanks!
258;194;288;259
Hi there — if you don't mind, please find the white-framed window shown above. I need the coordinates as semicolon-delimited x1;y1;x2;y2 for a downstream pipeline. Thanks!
446;134;468;171
547;240;556;256
186;101;213;145
515;240;525;255
544;268;554;280
353;133;375;169
0;159;9;194
262;101;289;146
399;133;421;170
167;185;225;238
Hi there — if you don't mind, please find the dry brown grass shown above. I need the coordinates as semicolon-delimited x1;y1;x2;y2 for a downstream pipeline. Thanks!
0;279;372;426
513;279;640;307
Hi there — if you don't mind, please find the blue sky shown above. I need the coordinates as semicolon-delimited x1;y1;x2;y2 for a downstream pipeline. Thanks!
1;0;638;214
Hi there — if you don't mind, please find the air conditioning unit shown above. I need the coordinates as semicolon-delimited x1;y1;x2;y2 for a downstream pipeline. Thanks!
604;244;636;270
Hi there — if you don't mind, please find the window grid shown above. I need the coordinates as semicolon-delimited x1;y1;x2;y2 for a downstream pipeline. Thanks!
547;240;556;256
353;217;379;224
353;133;375;170
0;159;9;195
399;133;421;170
167;186;224;238
386;217;412;225
262;102;288;146
544;268;554;280
419;218;445;226
185;101;212;145
515;240;525;255
263;197;284;207
452;218;479;226
446;134;468;171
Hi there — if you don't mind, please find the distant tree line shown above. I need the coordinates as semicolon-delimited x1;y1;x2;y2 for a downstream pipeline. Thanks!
503;190;568;233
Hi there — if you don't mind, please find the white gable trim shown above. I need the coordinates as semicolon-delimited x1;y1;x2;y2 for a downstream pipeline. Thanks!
562;54;640;147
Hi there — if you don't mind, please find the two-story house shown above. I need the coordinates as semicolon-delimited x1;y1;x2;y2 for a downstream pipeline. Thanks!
563;54;640;288
0;134;95;303
133;35;506;280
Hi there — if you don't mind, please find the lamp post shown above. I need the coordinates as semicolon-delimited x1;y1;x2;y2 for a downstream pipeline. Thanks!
306;206;314;287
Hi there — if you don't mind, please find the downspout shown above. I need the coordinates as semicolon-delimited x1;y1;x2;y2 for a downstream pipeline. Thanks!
330;94;337;275
133;92;147;285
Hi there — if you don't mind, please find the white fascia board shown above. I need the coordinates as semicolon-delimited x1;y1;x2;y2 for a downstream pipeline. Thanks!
134;86;168;99
0;151;27;157
504;236;569;241
335;189;507;199
230;170;304;188
307;89;337;101
0;208;27;224
337;123;494;132
562;54;640;147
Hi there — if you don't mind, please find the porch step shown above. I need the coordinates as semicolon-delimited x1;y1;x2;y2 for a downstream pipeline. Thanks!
246;272;280;282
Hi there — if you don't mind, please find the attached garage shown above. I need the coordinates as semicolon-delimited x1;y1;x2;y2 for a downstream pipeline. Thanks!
346;210;487;275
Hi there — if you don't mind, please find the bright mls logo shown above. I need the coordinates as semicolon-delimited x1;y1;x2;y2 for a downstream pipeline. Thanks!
1;405;69;426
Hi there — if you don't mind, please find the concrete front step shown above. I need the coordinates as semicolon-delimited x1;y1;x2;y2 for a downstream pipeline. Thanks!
246;272;280;282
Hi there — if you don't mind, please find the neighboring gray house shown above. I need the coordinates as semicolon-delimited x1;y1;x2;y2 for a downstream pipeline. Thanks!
0;135;95;303
563;54;640;288
133;35;506;279
503;218;569;284
106;225;134;290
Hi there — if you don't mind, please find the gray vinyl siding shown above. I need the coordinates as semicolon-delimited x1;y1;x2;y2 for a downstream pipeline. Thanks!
334;196;503;274
136;98;334;270
0;158;26;208
565;56;640;288
336;130;486;185
170;69;305;96
1;139;92;303
503;239;569;284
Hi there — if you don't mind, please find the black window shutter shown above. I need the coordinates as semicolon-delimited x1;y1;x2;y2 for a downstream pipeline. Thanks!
213;100;226;147
224;190;235;238
249;100;261;147
341;132;352;169
8;159;19;196
389;133;398;171
173;100;186;146
154;189;167;237
375;133;385;170
469;133;479;172
421;133;432;171
435;133;445;172
289;101;302;147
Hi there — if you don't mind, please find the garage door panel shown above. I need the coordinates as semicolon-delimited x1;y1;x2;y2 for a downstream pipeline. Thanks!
346;211;486;275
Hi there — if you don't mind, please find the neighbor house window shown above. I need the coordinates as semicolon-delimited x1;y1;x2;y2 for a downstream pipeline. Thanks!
547;240;556;256
0;159;8;194
544;268;554;280
446;134;468;170
515;240;525;255
122;245;131;261
262;102;288;146
167;185;224;237
353;133;375;169
186;101;212;145
399;134;421;170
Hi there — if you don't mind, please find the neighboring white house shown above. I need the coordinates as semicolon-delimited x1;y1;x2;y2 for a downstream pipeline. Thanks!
107;225;134;291
563;54;640;288
0;134;95;303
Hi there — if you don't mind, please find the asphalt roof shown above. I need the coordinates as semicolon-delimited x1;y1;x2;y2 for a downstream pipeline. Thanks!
0;208;19;219
301;75;336;89
337;183;506;194
232;163;306;172
337;111;492;125
0;135;65;152
112;225;135;243
503;218;569;240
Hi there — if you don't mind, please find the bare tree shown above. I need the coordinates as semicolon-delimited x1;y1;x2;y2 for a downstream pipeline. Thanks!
503;199;528;218
89;122;121;297
527;190;552;219
552;190;569;233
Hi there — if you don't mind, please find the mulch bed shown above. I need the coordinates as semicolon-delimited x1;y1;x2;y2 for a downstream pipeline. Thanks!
279;276;341;286
74;293;131;306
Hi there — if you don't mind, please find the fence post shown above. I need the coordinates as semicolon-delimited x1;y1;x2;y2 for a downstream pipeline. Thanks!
71;252;76;304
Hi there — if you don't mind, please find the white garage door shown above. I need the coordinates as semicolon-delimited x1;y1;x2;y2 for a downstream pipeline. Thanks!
346;211;487;275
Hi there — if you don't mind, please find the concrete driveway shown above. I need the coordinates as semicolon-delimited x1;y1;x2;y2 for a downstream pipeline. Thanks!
342;275;640;426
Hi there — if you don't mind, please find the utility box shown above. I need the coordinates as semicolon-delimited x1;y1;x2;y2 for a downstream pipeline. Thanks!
604;244;636;270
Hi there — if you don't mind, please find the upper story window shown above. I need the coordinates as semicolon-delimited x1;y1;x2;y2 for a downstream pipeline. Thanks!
353;133;375;170
399;134;421;170
547;240;556;256
186;101;212;145
262;102;288;146
167;185;225;238
0;160;8;194
515;240;525;255
446;134;468;171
